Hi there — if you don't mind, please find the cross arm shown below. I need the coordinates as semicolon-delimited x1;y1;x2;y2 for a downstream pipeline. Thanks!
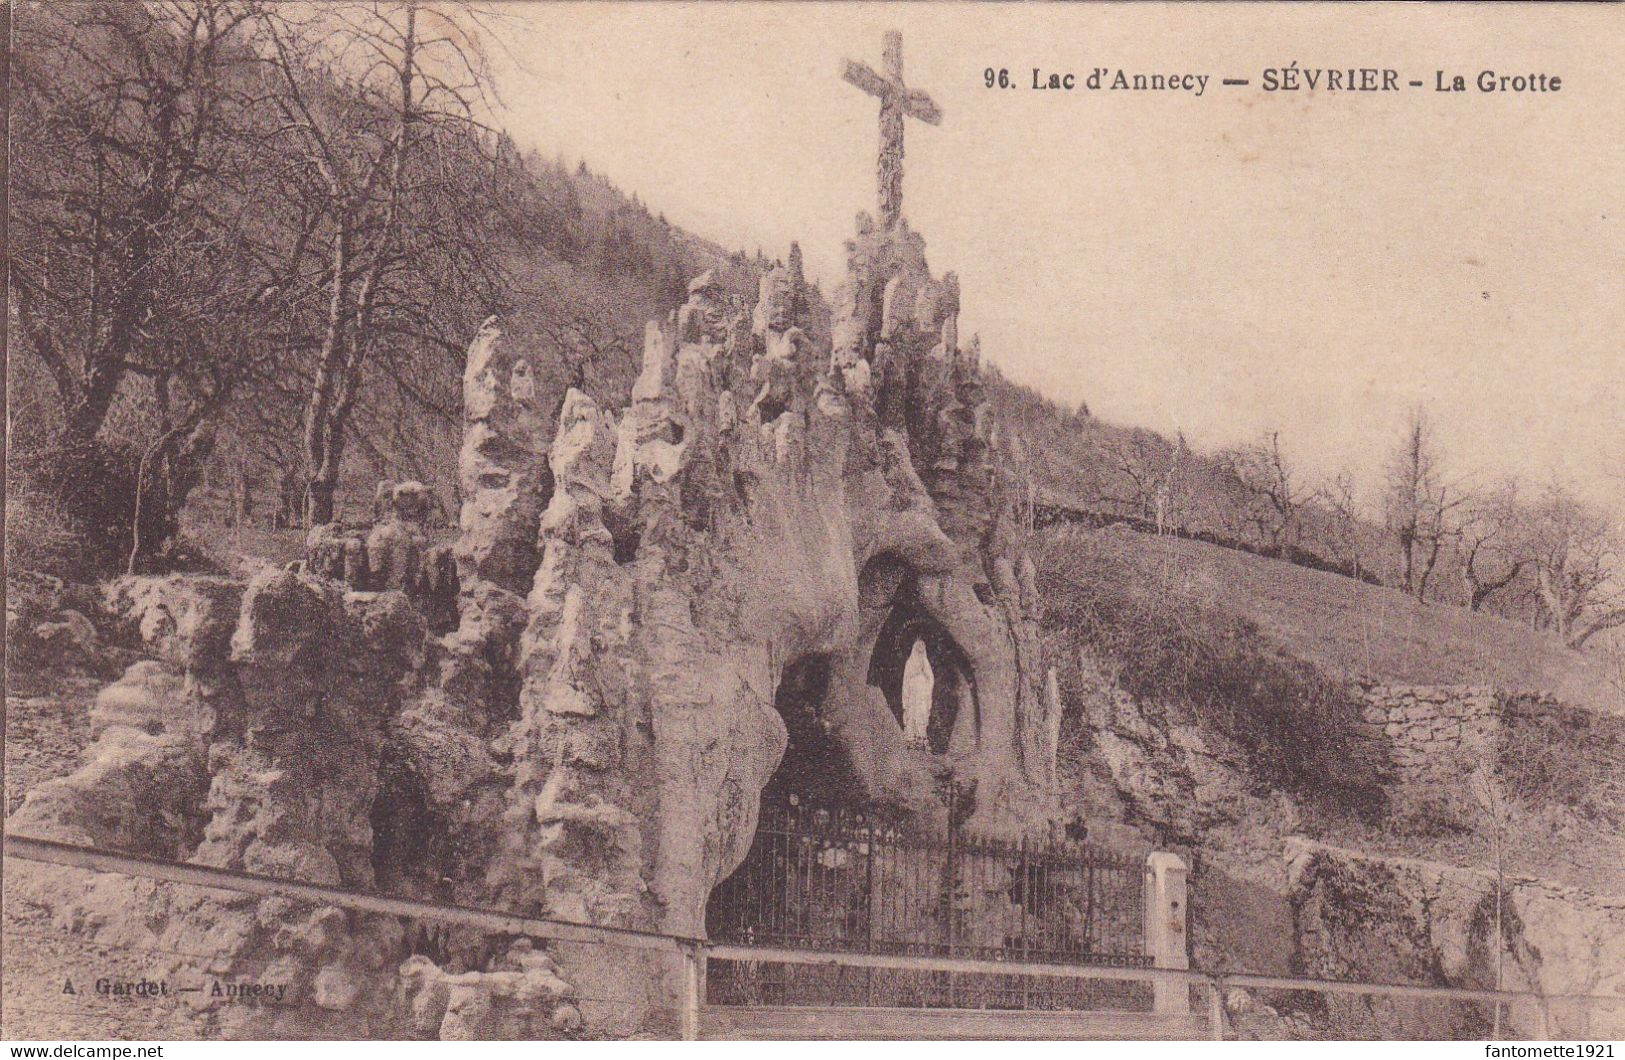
902;89;942;125
841;58;891;100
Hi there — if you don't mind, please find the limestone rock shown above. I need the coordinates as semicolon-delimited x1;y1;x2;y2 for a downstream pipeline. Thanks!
1287;839;1625;1039
6;571;123;678
9;560;438;1038
6;712;207;859
192;571;423;889
104;575;244;672
480;216;1059;984
304;521;369;587
456;318;547;594
88;659;190;737
300;485;457;631
7;197;1066;1041
31;608;99;663
398;941;578;1040
366;482;432;591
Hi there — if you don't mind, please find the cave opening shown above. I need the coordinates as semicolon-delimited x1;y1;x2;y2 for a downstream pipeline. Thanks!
759;652;866;810
704;649;870;945
710;646;875;942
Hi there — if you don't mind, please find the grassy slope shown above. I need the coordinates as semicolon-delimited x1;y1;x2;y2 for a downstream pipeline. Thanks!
1057;526;1621;715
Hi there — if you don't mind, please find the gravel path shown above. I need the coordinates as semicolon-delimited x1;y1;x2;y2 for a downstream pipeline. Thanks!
5;679;100;816
2;888;196;1041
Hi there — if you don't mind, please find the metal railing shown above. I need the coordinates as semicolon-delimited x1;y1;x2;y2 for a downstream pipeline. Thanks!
704;793;1149;1011
5;833;1620;1041
702;942;1620;1041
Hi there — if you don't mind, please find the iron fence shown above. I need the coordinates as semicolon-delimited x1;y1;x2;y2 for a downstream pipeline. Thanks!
705;794;1151;1009
8;834;1618;1040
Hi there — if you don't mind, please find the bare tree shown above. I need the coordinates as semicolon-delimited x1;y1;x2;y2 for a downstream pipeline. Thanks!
9;0;296;567
534;308;635;419
1455;480;1527;612
1151;431;1191;537
255;3;507;525
1383;408;1462;601
1224;430;1310;554
1098;428;1185;531
1318;469;1367;580
1525;481;1624;648
11;1;258;441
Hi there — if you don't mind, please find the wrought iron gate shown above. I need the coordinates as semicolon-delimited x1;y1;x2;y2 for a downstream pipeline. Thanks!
705;794;1153;1009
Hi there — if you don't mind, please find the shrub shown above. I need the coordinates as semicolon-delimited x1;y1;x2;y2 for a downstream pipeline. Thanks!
1497;697;1625;830
6;438;178;578
3;476;87;578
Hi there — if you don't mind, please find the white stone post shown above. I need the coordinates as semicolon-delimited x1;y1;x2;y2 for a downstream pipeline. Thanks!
1145;851;1190;1018
680;942;703;1041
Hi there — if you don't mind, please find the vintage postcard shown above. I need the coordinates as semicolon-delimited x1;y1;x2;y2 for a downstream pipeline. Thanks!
4;0;1622;1045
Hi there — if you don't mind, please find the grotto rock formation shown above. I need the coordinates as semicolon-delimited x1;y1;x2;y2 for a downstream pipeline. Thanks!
7;209;1061;1039
464;208;1062;959
339;207;1063;1031
303;480;458;632
7;570;433;1038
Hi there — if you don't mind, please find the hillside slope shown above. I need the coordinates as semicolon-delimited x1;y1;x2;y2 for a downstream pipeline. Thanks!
1041;524;1621;716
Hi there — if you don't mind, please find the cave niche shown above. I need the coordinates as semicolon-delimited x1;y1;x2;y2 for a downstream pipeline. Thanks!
865;576;979;757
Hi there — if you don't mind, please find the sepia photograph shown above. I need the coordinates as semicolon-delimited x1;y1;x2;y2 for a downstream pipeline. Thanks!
3;0;1623;1045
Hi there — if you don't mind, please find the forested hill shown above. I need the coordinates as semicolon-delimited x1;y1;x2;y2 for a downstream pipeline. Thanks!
322;155;771;509
197;155;774;522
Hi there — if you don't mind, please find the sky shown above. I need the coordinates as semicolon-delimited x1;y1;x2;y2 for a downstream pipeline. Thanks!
483;2;1623;513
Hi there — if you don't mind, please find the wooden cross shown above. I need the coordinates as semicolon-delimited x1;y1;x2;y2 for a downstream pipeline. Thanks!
842;30;942;229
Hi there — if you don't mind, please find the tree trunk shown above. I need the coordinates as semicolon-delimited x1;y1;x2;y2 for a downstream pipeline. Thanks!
299;9;416;529
304;213;352;527
127;418;218;573
1416;535;1441;602
64;378;120;446
1536;565;1575;643
276;467;304;530
1466;559;1522;613
234;465;254;528
1397;528;1417;596
1570;610;1625;650
305;474;337;528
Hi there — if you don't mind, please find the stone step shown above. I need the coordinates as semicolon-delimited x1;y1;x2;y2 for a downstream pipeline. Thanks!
703;1005;1210;1040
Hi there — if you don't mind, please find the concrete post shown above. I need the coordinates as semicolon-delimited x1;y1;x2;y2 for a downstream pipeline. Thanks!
1145;851;1190;1018
680;942;703;1041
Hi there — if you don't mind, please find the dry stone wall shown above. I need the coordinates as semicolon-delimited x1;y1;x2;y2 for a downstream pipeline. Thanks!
1350;684;1502;828
1345;684;1625;834
1058;655;1625;1040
